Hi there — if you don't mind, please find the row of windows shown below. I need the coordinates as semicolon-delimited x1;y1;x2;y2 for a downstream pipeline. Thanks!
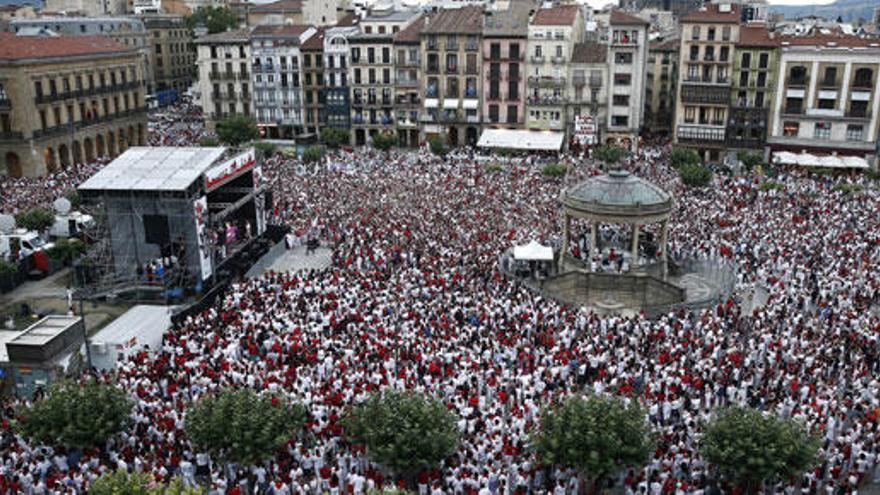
781;121;865;141
787;66;874;89
690;25;732;42
33;66;138;99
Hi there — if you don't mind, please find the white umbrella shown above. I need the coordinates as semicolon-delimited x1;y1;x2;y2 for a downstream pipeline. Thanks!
513;240;554;261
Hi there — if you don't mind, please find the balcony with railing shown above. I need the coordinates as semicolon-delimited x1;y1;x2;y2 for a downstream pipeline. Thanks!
398;57;420;67
488;69;505;81
680;85;728;104
426;65;440;75
396;77;419;88
527;94;567;106
676;125;725;145
528;75;565;88
551;56;566;64
787;77;807;88
465;42;478;52
783;105;802;115
465;65;479;75
446;65;459;74
445;42;459;51
852;77;873;90
33;81;143;104
531;55;544;64
846;108;870;119
819;77;839;89
0;131;24;141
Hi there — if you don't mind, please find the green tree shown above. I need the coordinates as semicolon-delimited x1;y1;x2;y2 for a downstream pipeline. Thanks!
253;141;278;159
200;137;219;147
15;380;133;449
428;136;448;157
670;147;701;169
541;163;568;178
185;6;239;34
215;115;259;147
185;388;307;465
15;208;55;232
301;146;324;163
321;128;350;148
90;471;204;495
593;145;628;168
699;407;819;493
65;190;82;210
737;151;763;172
372;132;399;152
679;164;713;188
531;394;653;492
343;390;459;480
46;238;86;265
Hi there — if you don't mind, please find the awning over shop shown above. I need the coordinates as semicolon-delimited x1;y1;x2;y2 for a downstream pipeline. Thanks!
513;240;554;261
772;152;869;169
477;129;565;151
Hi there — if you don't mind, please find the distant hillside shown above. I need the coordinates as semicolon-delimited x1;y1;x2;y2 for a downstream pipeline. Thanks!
769;0;877;23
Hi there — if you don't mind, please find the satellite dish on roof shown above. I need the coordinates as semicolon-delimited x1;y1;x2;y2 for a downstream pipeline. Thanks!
0;215;15;235
53;198;72;215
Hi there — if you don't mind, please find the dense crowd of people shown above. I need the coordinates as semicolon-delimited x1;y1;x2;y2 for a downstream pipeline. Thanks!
1;119;879;494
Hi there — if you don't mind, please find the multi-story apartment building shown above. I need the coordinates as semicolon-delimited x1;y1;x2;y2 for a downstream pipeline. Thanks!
673;4;740;161
727;25;777;152
568;41;607;148
250;25;316;139
247;0;341;28
195;29;252;131
481;0;530;130
349;5;417;145
323;17;359;130
421;5;484;146
525;4;584;134
141;14;197;94
767;34;880;167
11;17;154;94
0;34;148;177
644;37;678;136
605;10;649;150
43;0;128;16
392;14;425;147
302;28;325;139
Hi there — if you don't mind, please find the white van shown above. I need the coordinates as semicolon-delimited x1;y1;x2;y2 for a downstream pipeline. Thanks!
49;212;94;240
0;229;53;262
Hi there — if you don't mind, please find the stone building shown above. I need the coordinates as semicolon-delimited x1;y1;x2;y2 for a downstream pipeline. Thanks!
673;3;741;161
0;33;148;177
481;0;530;130
420;5;484;147
301;27;325;139
195;29;251;131
12;17;154;94
247;0;340;27
250;24;316;139
0;5;36;22
644;37;678;136
605;10;648;151
349;4;417;146
767;34;880;167
141;14;197;93
42;0;128;16
727;24;777;152
323;15;359;130
568;41;606;148
392;13;425;147
525;4;584;134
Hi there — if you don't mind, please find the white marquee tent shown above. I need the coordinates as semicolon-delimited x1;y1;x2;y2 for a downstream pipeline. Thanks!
772;151;869;169
513;240;554;261
477;129;565;152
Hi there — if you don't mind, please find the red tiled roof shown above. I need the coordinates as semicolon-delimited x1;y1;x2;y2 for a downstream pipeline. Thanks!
778;33;880;48
250;0;302;12
393;14;426;43
336;12;359;27
422;5;483;35
302;27;325;50
571;41;606;63
650;38;679;51
681;4;740;23
531;4;579;26
738;25;778;47
0;33;134;62
610;10;648;26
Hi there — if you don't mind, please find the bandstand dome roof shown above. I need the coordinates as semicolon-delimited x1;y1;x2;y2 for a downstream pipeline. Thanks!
561;170;672;219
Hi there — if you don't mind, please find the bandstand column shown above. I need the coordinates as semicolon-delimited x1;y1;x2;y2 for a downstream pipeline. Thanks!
589;221;597;272
631;223;640;268
661;220;669;280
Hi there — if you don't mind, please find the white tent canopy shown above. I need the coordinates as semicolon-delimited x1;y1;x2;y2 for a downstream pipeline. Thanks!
477;129;565;151
772;151;798;165
513;240;554;261
773;151;869;169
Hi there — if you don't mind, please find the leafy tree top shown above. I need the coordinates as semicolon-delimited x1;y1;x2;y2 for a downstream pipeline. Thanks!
699;407;819;488
679;164;713;188
215;115;259;147
15;207;55;232
15;379;133;449
343;390;459;477
428;137;448;157
594;145;628;166
321;128;350;148
531;394;653;482
670;147;701;169
185;6;238;34
90;471;205;495
372;132;399;152
185;388;307;465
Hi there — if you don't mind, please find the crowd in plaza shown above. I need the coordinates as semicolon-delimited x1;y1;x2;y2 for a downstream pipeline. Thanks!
1;108;880;495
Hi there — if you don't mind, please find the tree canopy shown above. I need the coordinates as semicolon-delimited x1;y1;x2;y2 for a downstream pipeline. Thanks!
301;146;324;163
185;388;307;465
215;115;259;147
699;407;819;490
185;6;238;34
343;390;459;478
531;394;653;486
679;164;713;188
372;132;399;152
321;128;350;148
90;470;204;495
670;147;701;169
593;145;628;167
15;207;55;232
15;380;133;449
428;137;448;157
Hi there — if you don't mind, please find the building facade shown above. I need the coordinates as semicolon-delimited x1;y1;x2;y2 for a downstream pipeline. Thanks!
673;4;740;161
302;28;325;139
323;21;358;130
568;41;607;148
42;0;128;16
644;37;678;136
481;0;530;130
605;10;649;150
250;25;316;139
0;34;148;177
195;29;251;131
767;34;880;166
525;4;584;134
727;25;777;152
141;14;197;94
393;14;424;147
